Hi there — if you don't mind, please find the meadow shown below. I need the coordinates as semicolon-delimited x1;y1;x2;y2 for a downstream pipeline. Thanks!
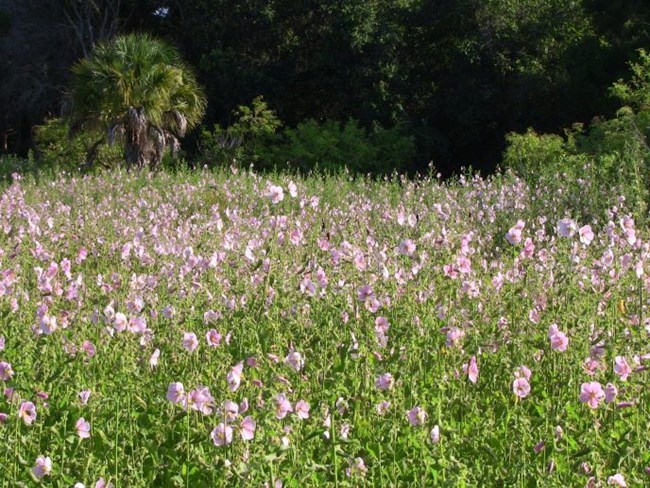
0;167;648;487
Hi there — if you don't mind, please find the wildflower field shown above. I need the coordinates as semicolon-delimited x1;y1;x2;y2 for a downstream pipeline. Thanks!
0;168;648;487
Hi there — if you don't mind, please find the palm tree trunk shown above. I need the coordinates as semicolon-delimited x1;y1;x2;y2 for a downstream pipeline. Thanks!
125;107;150;170
124;107;166;170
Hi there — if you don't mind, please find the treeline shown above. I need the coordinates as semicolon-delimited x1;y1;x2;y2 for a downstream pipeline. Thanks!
1;0;650;175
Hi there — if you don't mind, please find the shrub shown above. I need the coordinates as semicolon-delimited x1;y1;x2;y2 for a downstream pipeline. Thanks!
261;118;415;175
503;128;587;185
0;153;39;183
200;97;416;175
34;118;122;173
503;50;650;223
199;96;282;168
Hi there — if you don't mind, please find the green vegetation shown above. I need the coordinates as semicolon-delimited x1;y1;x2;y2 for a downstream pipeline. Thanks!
2;1;650;175
503;49;650;224
200;97;415;174
0;167;648;486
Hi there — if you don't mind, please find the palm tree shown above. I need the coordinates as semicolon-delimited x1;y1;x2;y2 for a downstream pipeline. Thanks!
68;33;206;170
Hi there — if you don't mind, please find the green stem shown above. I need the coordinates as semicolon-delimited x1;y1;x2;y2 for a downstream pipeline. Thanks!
60;412;68;476
13;417;19;481
331;414;339;488
186;411;191;488
114;395;120;487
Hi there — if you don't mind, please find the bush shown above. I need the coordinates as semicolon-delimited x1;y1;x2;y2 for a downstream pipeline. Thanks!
503;50;650;223
261;118;416;175
503;128;587;185
200;97;416;175
34;118;122;173
199;96;282;168
0;153;39;183
503;122;649;223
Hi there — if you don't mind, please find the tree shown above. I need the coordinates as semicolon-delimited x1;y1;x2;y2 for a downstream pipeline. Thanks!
68;33;206;169
0;0;132;155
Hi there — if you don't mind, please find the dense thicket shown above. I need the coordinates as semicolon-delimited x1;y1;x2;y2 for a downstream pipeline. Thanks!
1;0;649;175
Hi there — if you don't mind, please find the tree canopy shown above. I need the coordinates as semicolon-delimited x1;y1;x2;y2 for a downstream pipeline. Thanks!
1;0;649;175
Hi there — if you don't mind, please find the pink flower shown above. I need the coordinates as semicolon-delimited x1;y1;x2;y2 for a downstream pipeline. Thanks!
0;362;13;381
166;383;186;405
82;340;96;358
203;310;222;324
512;377;531;398
211;423;233;446
579;225;594;245
227;362;244;392
465;355;479;383
76;248;88;264
240;398;249;413
275;393;293;419
161;305;175;319
188;387;214;415
220;400;239;421
295;400;310;420
357;284;374;301
607;473;627;487
506;220;525;245
205;329;222;347
95;478;114;488
265;184;284;204
601;248;614;267
240;416;256;441
521;237;535;258
430;425;440;443
579;382;605;409
149;349;160;368
288;181;298;197
492;272;504;290
75;417;91;439
39;314;58;335
604;383;618;404
528;308;540;324
398;239;416;257
79;390;91;406
456;255;472;274
32;455;52;479
443;264;458;279
345;457;368;478
284;351;304;372
376;401;391;415
583;357;602;375
375;316;390;334
375;373;394;391
113;313;127;332
514;365;532;380
614;356;632;381
182;332;199;353
550;331;569;352
407;406;427;426
18;401;37;425
365;296;380;313
445;327;465;347
557;218;577;238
